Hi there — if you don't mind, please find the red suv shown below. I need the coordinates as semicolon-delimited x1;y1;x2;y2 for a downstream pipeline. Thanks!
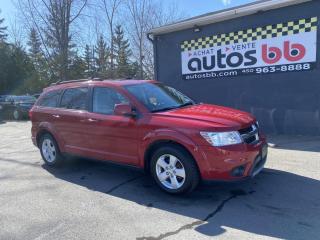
30;79;267;194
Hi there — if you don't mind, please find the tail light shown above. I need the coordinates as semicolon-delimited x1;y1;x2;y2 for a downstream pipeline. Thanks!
29;110;33;120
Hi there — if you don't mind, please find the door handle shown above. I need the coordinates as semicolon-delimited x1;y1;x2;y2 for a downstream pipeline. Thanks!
80;118;100;123
88;118;100;122
52;114;60;118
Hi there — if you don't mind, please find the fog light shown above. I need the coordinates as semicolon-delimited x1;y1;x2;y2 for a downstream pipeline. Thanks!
231;165;246;177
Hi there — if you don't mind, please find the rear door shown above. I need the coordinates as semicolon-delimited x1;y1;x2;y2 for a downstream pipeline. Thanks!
85;86;140;165
55;87;92;156
32;90;62;143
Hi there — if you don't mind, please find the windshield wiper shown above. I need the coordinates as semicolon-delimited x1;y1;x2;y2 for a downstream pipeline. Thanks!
151;102;194;113
178;101;194;108
151;106;180;113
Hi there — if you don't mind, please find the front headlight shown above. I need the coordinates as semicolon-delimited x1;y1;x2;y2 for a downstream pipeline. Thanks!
200;131;243;147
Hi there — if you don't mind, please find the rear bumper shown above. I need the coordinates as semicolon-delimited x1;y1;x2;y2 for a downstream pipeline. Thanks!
32;136;37;147
196;136;268;181
31;124;38;147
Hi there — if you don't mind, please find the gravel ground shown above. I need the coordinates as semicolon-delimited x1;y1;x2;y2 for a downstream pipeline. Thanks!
0;121;319;240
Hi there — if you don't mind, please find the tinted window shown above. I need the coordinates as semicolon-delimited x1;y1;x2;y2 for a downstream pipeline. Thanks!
93;87;128;115
38;91;61;108
60;88;88;110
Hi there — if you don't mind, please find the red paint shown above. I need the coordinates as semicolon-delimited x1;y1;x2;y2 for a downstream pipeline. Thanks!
30;80;267;181
262;44;282;64
262;41;306;64
283;41;306;62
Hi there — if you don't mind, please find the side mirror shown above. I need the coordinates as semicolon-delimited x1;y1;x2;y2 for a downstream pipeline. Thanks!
114;103;136;117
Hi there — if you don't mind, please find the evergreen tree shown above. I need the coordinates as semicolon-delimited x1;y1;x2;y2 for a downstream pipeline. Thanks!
69;54;87;79
27;28;42;59
0;43;39;94
0;10;8;42
84;45;95;78
26;27;53;85
94;35;109;78
113;25;133;78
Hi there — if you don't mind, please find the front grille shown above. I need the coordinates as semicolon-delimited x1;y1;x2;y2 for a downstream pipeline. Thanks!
238;123;259;144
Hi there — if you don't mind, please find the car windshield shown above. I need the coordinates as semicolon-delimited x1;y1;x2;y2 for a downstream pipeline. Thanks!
124;83;195;112
9;96;36;103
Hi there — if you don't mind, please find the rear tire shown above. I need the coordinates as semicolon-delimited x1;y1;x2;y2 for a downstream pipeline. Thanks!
39;134;64;167
13;109;21;120
150;145;200;194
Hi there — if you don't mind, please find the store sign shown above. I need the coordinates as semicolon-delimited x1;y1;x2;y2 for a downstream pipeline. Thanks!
181;17;318;80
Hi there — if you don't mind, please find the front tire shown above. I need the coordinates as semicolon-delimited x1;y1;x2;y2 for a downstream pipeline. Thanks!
39;134;64;167
150;145;200;194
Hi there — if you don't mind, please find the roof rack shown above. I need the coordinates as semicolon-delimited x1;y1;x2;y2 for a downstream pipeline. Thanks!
51;78;103;86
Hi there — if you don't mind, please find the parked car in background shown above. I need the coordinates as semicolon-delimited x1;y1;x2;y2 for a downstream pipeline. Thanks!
30;79;267;194
2;95;37;120
33;93;41;99
0;95;10;103
0;104;3;122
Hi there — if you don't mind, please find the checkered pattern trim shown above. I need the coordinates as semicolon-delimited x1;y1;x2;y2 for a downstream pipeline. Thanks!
181;17;318;51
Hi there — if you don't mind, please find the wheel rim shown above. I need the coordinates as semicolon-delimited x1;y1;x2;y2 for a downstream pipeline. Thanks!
13;110;19;120
42;138;56;163
156;154;186;190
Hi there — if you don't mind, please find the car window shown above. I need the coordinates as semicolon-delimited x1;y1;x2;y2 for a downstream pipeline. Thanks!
5;96;13;102
13;96;36;102
93;87;128;115
38;90;61;108
60;88;88;110
124;83;193;112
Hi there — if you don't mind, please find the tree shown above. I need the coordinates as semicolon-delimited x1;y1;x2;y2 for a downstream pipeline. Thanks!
27;27;45;75
0;43;38;94
84;44;95;78
68;53;87;80
94;35;109;78
18;0;88;81
27;28;41;58
100;0;122;78
125;0;185;79
113;25;133;78
0;10;8;42
125;0;148;79
26;27;49;88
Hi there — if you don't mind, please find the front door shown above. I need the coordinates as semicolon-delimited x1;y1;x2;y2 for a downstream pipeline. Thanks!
85;87;139;165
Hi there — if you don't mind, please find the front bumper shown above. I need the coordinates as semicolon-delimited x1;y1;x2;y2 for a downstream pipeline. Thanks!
196;136;268;181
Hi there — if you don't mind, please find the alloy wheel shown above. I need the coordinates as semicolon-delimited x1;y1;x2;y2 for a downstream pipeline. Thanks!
13;110;19;120
155;154;186;190
42;138;56;163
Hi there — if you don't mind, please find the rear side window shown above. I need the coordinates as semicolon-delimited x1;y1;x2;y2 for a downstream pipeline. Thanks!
38;90;61;108
60;88;88;110
93;87;128;115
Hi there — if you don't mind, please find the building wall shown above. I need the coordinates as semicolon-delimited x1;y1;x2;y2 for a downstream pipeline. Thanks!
153;0;320;135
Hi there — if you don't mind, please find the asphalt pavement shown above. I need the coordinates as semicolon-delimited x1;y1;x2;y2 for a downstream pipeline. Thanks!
0;121;319;240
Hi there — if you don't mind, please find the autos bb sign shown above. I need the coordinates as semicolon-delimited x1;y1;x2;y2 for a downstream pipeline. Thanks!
181;17;318;80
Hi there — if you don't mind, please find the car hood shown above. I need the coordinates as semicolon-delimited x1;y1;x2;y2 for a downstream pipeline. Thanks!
155;104;255;129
